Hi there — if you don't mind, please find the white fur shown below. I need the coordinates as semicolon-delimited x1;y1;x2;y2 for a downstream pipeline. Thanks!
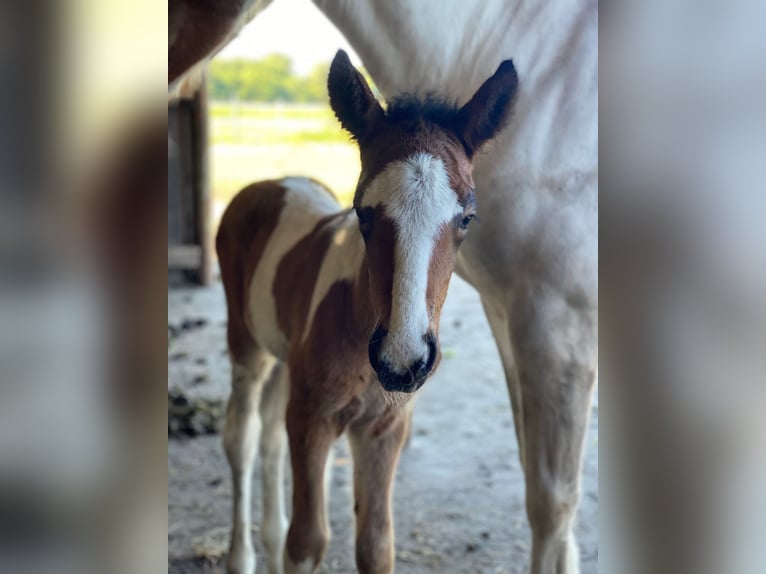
259;366;290;574
316;0;598;300
361;153;462;371
248;177;340;359
224;358;277;574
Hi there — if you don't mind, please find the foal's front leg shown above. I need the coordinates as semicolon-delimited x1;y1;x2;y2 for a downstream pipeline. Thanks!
348;408;409;574
284;397;338;574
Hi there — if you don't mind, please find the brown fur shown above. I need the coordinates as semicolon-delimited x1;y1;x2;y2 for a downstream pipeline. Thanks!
425;223;460;374
168;0;244;84
360;206;397;330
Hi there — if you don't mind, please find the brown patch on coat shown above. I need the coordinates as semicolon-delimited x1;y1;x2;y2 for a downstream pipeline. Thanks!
289;276;415;428
272;210;348;343
424;223;460;375
357;206;397;331
426;223;459;331
216;180;286;362
288;279;371;412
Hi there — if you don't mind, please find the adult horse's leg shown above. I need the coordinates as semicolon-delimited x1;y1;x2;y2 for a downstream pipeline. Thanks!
481;296;526;469
509;284;597;574
347;408;409;574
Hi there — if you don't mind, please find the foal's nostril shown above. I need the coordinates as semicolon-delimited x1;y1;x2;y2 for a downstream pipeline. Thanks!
406;332;438;386
368;325;387;373
422;331;438;375
411;358;427;380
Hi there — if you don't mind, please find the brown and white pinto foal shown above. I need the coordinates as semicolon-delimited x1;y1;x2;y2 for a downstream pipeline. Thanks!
216;50;518;574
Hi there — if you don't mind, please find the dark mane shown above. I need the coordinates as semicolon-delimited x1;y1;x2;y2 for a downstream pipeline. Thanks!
384;94;461;131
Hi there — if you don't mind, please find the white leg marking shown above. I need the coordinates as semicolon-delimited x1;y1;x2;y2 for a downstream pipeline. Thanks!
224;357;277;574
566;530;581;573
531;520;580;574
259;366;290;574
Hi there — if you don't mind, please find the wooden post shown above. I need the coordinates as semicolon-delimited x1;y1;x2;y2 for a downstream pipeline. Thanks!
192;71;213;285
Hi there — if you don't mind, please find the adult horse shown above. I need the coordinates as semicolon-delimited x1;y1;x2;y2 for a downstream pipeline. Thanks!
169;1;598;572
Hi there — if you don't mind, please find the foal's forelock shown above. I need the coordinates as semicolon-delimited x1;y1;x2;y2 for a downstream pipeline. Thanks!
360;153;462;369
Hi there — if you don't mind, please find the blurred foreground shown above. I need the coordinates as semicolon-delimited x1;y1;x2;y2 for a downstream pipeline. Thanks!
0;1;765;573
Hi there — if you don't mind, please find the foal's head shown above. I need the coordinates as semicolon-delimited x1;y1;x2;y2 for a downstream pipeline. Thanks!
328;50;518;393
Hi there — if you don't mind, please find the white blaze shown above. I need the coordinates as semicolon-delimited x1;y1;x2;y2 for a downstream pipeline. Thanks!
361;153;462;370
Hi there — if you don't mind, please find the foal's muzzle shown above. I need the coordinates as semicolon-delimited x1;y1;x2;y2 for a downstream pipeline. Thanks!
368;326;438;393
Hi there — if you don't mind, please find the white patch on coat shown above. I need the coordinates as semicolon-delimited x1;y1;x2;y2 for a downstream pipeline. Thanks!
301;211;366;342
361;153;462;370
248;178;339;359
259;365;289;573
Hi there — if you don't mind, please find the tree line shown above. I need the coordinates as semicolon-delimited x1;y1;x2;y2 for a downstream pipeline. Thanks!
209;54;378;103
208;54;330;103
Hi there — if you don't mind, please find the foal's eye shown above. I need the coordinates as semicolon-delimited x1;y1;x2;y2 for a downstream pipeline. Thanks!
355;208;372;239
459;214;475;231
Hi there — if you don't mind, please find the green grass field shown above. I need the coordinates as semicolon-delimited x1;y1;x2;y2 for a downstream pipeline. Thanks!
210;103;360;224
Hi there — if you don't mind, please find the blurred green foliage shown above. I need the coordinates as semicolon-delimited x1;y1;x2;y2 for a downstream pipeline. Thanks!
208;55;329;103
208;54;378;103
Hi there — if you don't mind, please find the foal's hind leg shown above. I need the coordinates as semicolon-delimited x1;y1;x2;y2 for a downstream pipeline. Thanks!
224;349;278;574
348;409;409;574
258;363;289;574
509;287;597;574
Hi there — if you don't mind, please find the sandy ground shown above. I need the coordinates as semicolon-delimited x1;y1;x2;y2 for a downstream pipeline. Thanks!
168;275;598;573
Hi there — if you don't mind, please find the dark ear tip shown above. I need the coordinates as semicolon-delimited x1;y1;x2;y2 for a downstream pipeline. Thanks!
497;59;519;84
331;49;351;68
329;50;354;84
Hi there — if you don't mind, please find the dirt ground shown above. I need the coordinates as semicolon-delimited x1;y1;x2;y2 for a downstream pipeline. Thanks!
168;275;598;573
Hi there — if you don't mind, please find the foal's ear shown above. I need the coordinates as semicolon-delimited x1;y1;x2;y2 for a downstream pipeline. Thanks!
328;50;385;142
455;60;519;156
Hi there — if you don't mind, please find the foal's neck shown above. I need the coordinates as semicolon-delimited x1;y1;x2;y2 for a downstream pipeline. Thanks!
334;215;378;344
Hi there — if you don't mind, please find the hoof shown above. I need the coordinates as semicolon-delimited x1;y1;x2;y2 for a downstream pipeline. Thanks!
226;543;255;574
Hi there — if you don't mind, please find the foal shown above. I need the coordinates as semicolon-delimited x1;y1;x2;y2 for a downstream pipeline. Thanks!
216;50;518;574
